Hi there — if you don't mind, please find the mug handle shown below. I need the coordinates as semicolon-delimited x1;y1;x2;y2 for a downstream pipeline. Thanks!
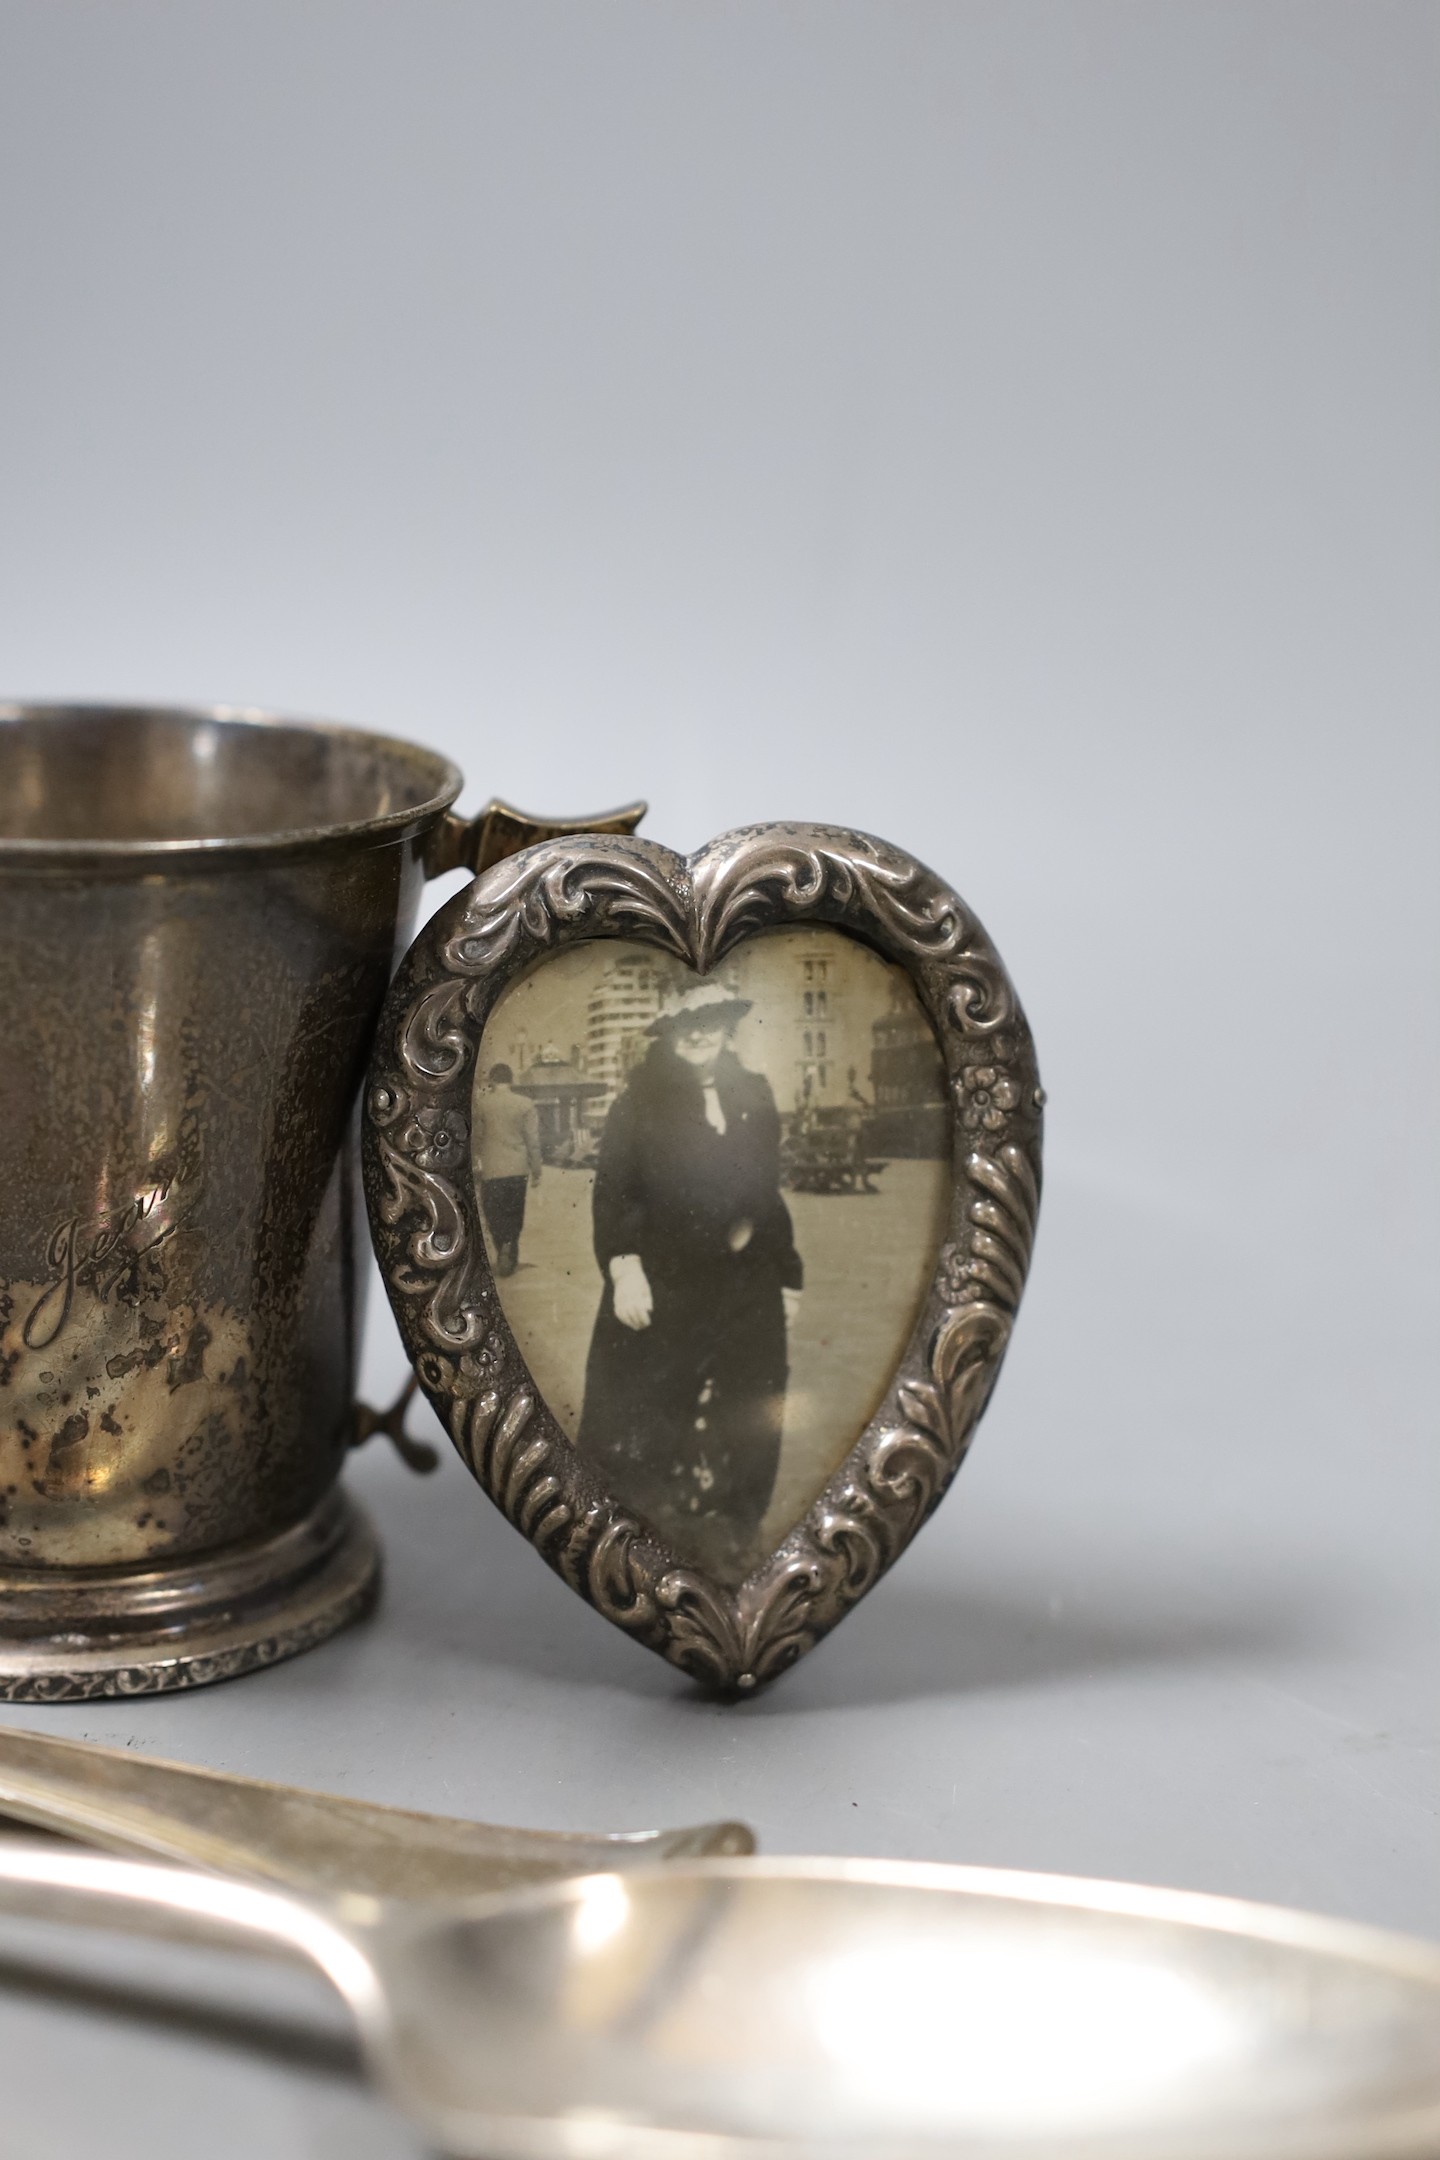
423;795;647;881
354;794;647;1472
352;1375;439;1473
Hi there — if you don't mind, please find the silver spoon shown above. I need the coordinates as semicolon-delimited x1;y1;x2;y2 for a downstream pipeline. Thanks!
1;1841;1438;2159
0;1725;752;1898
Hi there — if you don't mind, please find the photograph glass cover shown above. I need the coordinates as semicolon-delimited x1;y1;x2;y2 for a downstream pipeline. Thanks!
472;928;950;1583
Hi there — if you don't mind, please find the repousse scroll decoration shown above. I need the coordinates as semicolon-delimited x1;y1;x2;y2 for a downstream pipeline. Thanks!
445;848;692;977
692;828;1014;1036
364;826;1042;1691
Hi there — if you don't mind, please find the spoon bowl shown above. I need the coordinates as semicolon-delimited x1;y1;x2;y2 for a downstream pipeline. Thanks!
367;1858;1440;2159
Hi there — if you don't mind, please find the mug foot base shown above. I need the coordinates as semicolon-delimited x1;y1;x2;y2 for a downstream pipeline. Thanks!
0;1490;379;1702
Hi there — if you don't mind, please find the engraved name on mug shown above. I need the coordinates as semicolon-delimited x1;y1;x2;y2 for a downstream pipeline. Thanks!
21;1173;189;1354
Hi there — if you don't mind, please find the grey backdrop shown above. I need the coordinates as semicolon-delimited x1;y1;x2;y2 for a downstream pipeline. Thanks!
0;5;1436;2154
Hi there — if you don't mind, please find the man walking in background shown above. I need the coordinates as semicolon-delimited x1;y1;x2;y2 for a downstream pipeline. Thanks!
473;1063;542;1276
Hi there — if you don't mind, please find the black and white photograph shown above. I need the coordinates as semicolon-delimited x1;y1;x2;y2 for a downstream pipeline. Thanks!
473;928;951;1580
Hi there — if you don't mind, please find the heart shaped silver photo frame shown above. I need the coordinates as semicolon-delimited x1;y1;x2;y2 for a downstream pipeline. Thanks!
363;825;1042;1691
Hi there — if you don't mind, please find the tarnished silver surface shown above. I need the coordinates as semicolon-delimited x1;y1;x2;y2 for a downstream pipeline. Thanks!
0;1493;380;1700
0;701;642;1695
364;823;1042;1690
0;1725;754;1899
0;1846;1438;2160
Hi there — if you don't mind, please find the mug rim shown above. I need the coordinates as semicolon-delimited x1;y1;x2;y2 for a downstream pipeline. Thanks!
0;700;464;865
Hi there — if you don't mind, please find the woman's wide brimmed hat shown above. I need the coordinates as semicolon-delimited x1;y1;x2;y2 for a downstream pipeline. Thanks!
646;982;753;1036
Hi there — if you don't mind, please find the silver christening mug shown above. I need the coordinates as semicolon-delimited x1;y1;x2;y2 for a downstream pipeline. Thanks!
0;702;639;1699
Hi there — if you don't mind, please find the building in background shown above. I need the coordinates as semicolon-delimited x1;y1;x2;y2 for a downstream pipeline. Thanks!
584;951;667;1122
784;943;871;1112
866;981;949;1157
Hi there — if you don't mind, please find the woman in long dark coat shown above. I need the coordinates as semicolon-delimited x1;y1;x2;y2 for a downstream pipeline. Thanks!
577;982;802;1583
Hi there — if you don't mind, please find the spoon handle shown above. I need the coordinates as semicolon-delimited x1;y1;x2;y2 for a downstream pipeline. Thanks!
0;1726;753;1899
0;1835;355;1990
